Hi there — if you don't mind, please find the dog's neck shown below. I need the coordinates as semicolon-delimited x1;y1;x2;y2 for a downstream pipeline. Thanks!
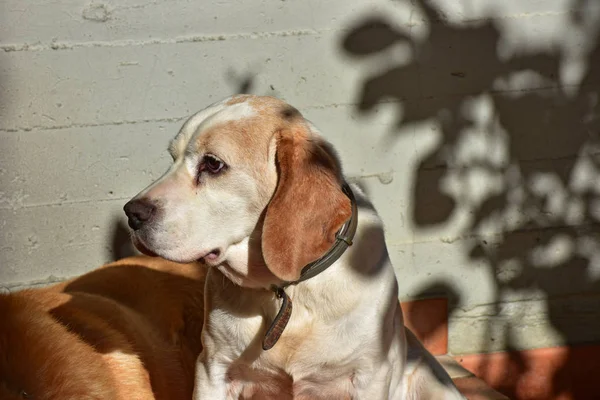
273;182;358;290
211;183;390;350
261;182;358;349
217;183;358;291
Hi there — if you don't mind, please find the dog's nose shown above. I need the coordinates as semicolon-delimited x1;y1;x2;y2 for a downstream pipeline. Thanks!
123;199;156;230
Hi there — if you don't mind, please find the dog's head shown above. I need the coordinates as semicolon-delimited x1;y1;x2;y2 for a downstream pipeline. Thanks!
124;95;352;288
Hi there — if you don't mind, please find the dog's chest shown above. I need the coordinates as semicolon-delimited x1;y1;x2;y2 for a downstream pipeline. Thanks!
222;314;360;398
230;360;356;400
255;327;361;398
207;280;379;398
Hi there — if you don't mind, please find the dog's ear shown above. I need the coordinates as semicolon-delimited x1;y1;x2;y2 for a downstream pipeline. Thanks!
261;127;352;282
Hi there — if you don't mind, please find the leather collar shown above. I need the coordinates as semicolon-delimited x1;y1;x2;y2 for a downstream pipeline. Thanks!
280;181;358;288
262;182;358;350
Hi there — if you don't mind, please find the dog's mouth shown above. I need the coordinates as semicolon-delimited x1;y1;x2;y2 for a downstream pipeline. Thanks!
131;232;224;265
198;249;222;265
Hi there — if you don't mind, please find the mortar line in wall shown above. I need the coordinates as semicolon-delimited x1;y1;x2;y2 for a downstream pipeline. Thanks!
386;221;600;247
0;28;332;53
0;103;373;133
0;9;573;54
453;291;600;315
0;196;132;211
428;10;572;25
417;152;600;172
0;84;582;133
0;115;189;133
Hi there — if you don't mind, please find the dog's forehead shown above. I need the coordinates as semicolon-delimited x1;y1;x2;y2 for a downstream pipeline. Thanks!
168;95;292;158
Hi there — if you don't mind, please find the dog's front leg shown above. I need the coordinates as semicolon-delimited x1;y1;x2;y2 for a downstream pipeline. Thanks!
193;350;233;400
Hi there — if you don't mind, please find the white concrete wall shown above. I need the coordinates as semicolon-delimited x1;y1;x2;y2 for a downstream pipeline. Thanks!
2;0;600;355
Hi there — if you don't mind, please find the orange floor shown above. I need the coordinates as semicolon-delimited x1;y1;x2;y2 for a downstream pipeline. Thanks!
455;344;600;400
401;298;600;400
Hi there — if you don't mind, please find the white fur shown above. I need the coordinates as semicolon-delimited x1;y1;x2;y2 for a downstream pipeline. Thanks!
127;95;466;399
169;98;256;157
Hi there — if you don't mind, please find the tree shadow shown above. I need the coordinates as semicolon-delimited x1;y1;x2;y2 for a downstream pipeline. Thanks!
342;0;600;397
226;67;257;95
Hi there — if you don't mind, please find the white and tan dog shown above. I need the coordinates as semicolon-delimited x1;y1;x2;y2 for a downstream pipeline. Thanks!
124;95;464;399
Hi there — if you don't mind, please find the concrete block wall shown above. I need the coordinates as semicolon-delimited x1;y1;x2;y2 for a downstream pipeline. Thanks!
1;0;599;355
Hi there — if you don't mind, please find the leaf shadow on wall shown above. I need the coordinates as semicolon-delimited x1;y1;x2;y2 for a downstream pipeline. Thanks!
341;0;600;398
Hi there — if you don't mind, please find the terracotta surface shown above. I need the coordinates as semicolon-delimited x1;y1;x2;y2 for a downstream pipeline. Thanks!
436;355;510;400
399;297;519;399
400;297;448;355
453;376;511;400
399;298;600;399
455;344;600;400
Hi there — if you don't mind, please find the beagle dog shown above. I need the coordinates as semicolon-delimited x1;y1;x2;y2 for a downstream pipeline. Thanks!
124;95;465;399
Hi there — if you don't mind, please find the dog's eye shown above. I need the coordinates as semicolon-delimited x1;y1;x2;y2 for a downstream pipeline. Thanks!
202;154;226;174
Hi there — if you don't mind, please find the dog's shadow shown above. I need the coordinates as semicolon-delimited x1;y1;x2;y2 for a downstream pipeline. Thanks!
107;217;138;261
54;260;204;350
47;257;206;397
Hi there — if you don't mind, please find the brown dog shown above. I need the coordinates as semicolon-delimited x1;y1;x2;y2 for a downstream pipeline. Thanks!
0;255;205;400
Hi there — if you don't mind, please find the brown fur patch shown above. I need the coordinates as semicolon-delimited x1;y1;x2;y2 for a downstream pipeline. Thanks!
280;106;301;120
0;256;205;400
261;126;352;281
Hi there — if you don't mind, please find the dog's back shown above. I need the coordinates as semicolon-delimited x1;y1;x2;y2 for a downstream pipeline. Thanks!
0;256;205;400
